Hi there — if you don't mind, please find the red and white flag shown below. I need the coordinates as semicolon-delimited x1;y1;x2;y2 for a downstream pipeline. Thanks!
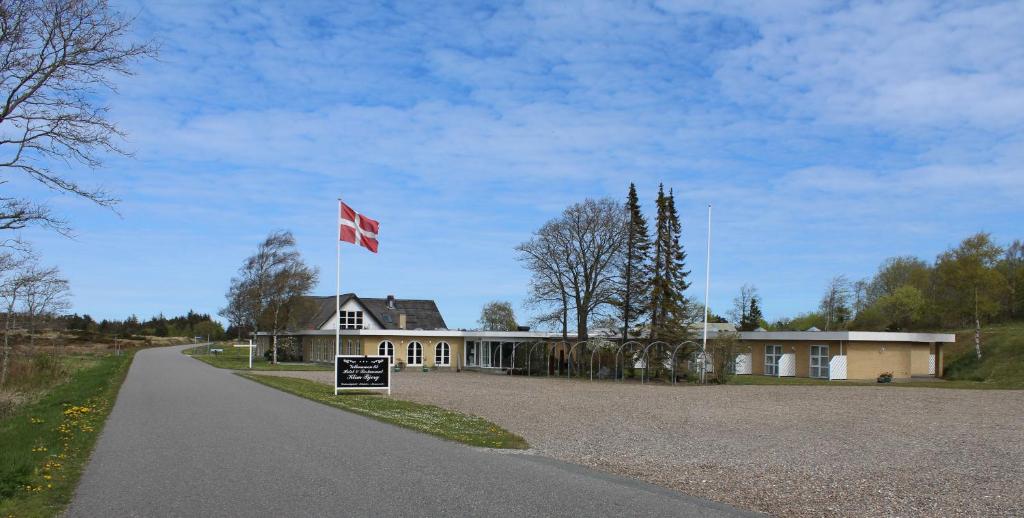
339;201;379;253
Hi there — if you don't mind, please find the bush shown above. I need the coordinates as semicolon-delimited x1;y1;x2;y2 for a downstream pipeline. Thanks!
262;336;302;362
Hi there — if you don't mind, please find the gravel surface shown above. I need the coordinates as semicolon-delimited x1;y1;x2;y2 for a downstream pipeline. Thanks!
265;369;1024;517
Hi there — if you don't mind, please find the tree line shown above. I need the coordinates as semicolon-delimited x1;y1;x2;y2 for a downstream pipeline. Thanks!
761;232;1022;332
516;183;700;342
58;310;224;340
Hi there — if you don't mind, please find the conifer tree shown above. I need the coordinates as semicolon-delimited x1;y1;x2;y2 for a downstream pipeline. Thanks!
618;183;652;340
649;184;669;338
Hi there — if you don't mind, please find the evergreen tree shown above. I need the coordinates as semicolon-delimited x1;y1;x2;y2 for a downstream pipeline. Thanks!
617;183;652;340
649;184;668;338
650;186;691;340
744;296;764;330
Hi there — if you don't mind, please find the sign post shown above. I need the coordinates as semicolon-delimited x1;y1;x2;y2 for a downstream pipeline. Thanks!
335;355;390;395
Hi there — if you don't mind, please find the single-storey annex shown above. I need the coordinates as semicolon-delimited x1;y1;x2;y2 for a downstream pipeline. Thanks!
254;293;955;381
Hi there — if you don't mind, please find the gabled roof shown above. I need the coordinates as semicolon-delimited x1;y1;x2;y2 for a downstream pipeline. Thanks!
302;293;447;331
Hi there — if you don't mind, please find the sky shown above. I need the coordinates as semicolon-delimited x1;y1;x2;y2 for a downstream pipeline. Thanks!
19;0;1024;329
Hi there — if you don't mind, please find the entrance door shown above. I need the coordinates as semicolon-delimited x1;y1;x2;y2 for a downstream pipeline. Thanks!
810;345;829;378
764;345;782;375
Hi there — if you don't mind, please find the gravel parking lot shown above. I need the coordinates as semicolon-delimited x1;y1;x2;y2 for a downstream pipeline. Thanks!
263;370;1024;517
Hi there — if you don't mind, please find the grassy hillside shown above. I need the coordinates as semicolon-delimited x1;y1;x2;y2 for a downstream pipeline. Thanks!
942;322;1024;388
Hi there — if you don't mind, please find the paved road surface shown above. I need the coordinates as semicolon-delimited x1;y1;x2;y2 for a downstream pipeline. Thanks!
67;345;755;517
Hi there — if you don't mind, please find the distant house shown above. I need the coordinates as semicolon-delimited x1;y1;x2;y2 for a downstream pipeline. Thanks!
255;293;954;381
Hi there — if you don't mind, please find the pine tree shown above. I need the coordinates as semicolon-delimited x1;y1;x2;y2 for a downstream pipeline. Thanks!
649;186;691;340
743;296;764;331
618;183;652;341
649;184;669;339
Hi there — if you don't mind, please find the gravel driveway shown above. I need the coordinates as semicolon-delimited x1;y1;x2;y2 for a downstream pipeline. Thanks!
261;370;1024;517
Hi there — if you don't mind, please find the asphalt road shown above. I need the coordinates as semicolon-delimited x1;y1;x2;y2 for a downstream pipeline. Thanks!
66;345;755;517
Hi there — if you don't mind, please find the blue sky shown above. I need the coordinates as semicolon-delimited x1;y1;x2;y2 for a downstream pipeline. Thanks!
22;0;1024;329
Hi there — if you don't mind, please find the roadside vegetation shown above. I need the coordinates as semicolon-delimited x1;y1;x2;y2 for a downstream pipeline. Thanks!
0;352;134;517
184;344;330;371
240;374;528;449
942;322;1024;387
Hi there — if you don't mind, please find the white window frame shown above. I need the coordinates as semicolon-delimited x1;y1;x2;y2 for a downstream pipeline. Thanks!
435;342;450;367
340;310;364;330
407;341;423;366
765;344;782;376
810;344;830;379
378;340;394;365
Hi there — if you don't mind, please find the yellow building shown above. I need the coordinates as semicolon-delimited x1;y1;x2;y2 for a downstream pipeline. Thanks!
255;294;955;381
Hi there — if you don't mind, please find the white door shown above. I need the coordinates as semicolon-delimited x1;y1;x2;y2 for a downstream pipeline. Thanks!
735;353;752;375
764;345;782;376
810;345;830;378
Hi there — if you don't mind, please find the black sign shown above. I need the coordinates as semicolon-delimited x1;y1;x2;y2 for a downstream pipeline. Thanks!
335;356;390;391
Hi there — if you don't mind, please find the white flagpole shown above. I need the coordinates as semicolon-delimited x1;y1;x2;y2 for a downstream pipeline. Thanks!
335;199;342;395
701;203;712;384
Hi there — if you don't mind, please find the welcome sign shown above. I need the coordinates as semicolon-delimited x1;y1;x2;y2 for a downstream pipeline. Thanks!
335;355;391;395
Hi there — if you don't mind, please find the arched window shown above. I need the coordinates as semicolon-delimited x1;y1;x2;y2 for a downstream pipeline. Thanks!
435;342;450;366
378;341;394;365
407;341;423;366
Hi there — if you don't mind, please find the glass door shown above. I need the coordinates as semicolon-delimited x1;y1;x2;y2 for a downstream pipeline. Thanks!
765;345;782;376
810;345;829;378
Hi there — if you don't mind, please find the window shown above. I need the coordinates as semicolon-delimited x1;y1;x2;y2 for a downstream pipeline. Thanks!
765;345;782;376
810;345;830;379
407;341;423;366
339;310;364;329
466;341;477;366
435;342;450;366
378;341;394;365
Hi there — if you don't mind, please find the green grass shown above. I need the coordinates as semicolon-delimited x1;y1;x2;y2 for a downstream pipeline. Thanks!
239;373;528;450
727;374;1015;390
942;321;1024;388
183;344;331;371
0;352;135;517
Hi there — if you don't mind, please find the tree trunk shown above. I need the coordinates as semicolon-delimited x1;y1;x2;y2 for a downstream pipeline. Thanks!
0;311;11;386
974;288;982;360
272;333;278;364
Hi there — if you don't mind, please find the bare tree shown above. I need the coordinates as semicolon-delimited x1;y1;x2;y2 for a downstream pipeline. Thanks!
0;0;155;233
517;198;627;343
0;250;32;385
729;283;760;330
819;275;852;331
518;220;574;341
21;263;69;346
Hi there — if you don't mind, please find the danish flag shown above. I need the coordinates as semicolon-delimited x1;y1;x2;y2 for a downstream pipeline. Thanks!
339;201;379;253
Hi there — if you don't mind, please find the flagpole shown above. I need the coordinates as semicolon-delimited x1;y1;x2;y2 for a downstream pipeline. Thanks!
701;203;712;384
335;199;341;395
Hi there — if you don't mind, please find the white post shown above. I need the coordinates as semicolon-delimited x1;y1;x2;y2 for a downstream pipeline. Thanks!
248;338;253;369
701;204;712;384
335;199;342;395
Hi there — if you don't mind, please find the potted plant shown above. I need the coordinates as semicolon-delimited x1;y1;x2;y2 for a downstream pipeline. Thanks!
877;371;893;383
422;365;429;372
394;361;405;373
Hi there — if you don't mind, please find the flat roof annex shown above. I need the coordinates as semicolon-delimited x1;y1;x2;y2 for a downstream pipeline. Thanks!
260;329;955;343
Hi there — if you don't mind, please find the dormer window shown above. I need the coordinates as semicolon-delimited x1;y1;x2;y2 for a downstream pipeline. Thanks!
340;310;364;329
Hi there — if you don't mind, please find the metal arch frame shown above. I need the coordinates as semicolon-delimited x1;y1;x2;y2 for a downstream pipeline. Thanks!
526;340;548;376
589;339;613;380
670;340;701;385
549;340;569;377
614;341;645;382
566;341;589;380
640;341;671;384
508;341;527;374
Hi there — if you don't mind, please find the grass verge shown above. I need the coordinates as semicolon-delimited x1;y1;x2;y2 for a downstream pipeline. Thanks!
0;352;135;517
184;344;330;371
239;373;528;450
728;374;1018;389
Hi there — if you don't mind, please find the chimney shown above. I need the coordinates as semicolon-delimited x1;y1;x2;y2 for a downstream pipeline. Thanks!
386;294;396;309
398;313;407;330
